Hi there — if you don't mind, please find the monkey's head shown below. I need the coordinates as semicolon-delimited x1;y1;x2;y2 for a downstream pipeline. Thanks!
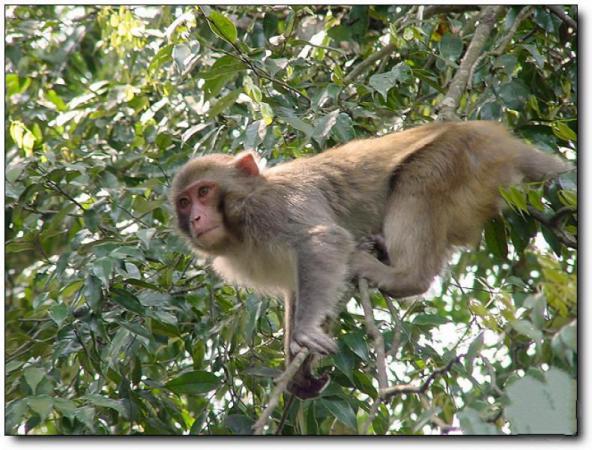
170;152;262;254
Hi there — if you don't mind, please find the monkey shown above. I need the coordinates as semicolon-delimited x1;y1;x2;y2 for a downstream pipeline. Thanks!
169;120;570;398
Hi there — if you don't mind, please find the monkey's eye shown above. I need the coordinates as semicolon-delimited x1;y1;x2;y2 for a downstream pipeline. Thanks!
178;197;190;209
198;186;211;197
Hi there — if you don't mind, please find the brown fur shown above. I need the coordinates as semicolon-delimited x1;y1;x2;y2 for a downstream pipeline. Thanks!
170;120;570;397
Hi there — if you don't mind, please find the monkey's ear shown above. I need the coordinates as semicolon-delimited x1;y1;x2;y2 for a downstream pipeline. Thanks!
234;152;260;176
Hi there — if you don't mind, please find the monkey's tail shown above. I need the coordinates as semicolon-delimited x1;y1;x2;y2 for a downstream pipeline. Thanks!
516;146;573;182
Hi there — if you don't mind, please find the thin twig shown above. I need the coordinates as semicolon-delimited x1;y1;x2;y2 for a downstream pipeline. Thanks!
199;8;310;107
380;354;463;399
275;394;296;435
361;399;382;435
252;348;310;435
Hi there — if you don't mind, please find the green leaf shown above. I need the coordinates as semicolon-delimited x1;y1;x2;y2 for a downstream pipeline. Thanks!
24;367;46;395
207;10;238;43
6;400;29;433
552;121;577;142
498;80;531;110
92;257;113;286
279;115;314;138
149;44;173;73
333;342;355;382
458;407;498;435
551;320;576;362
439;33;463;61
6;162;25;184
510;320;543;341
368;63;411;100
6;73;21;96
332;113;355;143
172;43;192;72
484;217;508;259
208;89;241;118
53;398;77;420
505;368;576;434
27;395;54;423
60;279;84;298
49;303;70;327
223;414;253;435
342;331;369;361
74;406;96;431
124;262;141;279
412;314;449;326
84;275;102;310
260;102;274;126
526;294;547;330
353;371;378;398
165;370;220;395
198;56;245;80
494;54;518;76
479;101;502;120
5;240;35;254
319;398;357;431
111;288;146;315
521;44;545;69
527;188;546;212
138;291;171;307
46;89;68;111
9;121;36;156
465;332;484;369
84;394;128;418
541;224;563;256
312;110;339;144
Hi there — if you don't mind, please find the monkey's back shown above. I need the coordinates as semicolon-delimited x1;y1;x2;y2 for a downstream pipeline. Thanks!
263;121;565;241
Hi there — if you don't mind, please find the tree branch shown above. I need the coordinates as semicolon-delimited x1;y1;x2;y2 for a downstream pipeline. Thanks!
252;348;310;435
380;355;463;400
546;5;577;31
527;206;577;249
342;5;483;88
358;278;388;390
436;5;505;120
343;43;396;86
422;5;481;19
468;6;533;90
358;278;388;434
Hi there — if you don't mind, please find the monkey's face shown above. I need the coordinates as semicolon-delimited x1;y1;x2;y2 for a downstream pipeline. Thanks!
171;152;262;254
174;179;230;253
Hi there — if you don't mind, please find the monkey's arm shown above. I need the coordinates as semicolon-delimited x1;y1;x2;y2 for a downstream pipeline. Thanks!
290;224;354;355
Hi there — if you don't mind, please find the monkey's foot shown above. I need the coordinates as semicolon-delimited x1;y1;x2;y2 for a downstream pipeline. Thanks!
357;234;390;265
288;372;330;399
291;328;337;355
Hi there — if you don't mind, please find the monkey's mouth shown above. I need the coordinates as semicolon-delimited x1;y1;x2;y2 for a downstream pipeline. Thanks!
195;225;221;239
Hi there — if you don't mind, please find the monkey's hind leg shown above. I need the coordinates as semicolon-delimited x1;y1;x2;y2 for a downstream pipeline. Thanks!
352;194;448;298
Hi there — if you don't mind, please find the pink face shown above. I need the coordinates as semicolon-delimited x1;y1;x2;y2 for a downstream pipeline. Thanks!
175;180;225;248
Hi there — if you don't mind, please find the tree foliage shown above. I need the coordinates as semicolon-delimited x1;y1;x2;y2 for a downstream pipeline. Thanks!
5;5;577;435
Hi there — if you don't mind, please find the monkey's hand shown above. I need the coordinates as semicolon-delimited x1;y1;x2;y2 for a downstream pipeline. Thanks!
291;327;337;355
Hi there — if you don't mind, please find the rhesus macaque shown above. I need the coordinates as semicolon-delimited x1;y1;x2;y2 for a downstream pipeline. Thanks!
170;121;570;398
